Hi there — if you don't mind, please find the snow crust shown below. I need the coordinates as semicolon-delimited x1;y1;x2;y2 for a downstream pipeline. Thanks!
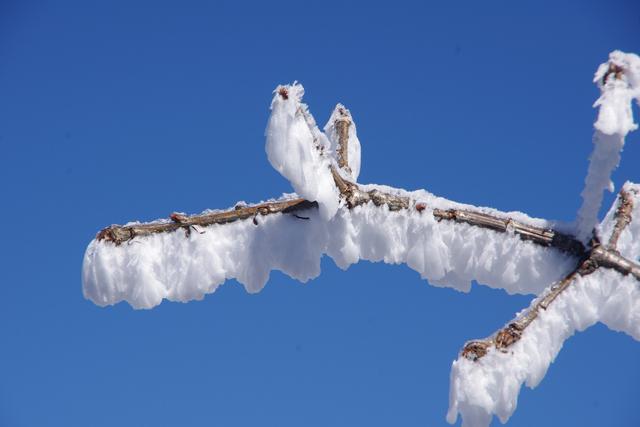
83;187;575;309
576;51;640;242
265;83;340;220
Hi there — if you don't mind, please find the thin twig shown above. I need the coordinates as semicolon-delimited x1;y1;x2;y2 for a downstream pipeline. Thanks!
608;188;636;250
96;199;318;245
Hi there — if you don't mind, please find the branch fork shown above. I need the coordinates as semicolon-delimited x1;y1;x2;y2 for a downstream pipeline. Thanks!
461;188;640;362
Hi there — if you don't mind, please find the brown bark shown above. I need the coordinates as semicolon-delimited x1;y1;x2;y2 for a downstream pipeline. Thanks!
608;188;636;251
96;174;587;260
96;199;317;245
334;106;352;174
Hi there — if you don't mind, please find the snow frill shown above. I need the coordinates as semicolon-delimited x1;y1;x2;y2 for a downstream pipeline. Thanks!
576;51;640;242
265;83;340;220
82;189;574;309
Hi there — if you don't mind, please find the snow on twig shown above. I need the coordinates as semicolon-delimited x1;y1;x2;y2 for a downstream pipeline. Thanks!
576;51;640;242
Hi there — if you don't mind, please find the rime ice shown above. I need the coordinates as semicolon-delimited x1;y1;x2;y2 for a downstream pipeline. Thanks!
446;189;640;427
576;51;640;242
324;103;362;181
265;83;340;220
83;189;575;309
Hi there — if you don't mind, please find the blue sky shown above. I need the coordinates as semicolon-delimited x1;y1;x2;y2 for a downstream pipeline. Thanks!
1;1;639;426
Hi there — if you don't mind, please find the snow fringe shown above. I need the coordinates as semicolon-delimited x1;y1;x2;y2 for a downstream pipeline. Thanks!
82;187;574;309
576;51;640;242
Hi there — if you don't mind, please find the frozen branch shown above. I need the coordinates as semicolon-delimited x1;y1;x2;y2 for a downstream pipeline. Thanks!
325;104;361;182
576;51;640;242
83;50;640;427
96;198;316;246
450;186;640;427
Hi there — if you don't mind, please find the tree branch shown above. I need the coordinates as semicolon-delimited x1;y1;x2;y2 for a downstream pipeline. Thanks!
96;198;317;245
607;187;637;250
334;106;352;174
460;185;640;361
96;174;586;263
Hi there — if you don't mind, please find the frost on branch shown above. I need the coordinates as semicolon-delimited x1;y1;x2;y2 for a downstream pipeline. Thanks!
82;188;578;309
447;186;640;427
82;50;640;427
265;83;339;220
447;52;640;427
600;182;640;261
85;81;584;309
324;103;361;181
576;51;640;242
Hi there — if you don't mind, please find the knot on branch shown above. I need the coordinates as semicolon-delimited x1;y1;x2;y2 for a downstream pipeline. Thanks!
170;213;188;223
495;324;522;350
461;341;490;361
96;225;136;246
277;87;289;100
602;63;625;85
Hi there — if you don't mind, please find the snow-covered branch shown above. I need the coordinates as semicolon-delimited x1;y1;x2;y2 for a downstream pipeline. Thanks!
82;50;640;427
447;267;640;427
458;186;640;365
447;52;640;427
576;51;640;242
83;182;579;308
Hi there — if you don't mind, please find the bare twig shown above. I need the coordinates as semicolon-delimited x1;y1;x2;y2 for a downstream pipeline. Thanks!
96;199;317;245
334;105;352;174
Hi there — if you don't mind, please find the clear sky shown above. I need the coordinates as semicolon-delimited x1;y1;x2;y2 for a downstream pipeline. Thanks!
1;1;639;426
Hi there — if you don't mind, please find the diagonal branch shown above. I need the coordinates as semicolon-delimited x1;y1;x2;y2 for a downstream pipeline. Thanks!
334;106;352;174
607;187;636;250
460;185;640;361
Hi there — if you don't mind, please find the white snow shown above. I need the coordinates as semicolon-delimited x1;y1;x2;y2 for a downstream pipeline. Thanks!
446;51;640;427
324;104;362;181
82;51;640;427
82;188;575;309
576;51;640;242
446;180;640;427
446;268;640;427
265;83;340;220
